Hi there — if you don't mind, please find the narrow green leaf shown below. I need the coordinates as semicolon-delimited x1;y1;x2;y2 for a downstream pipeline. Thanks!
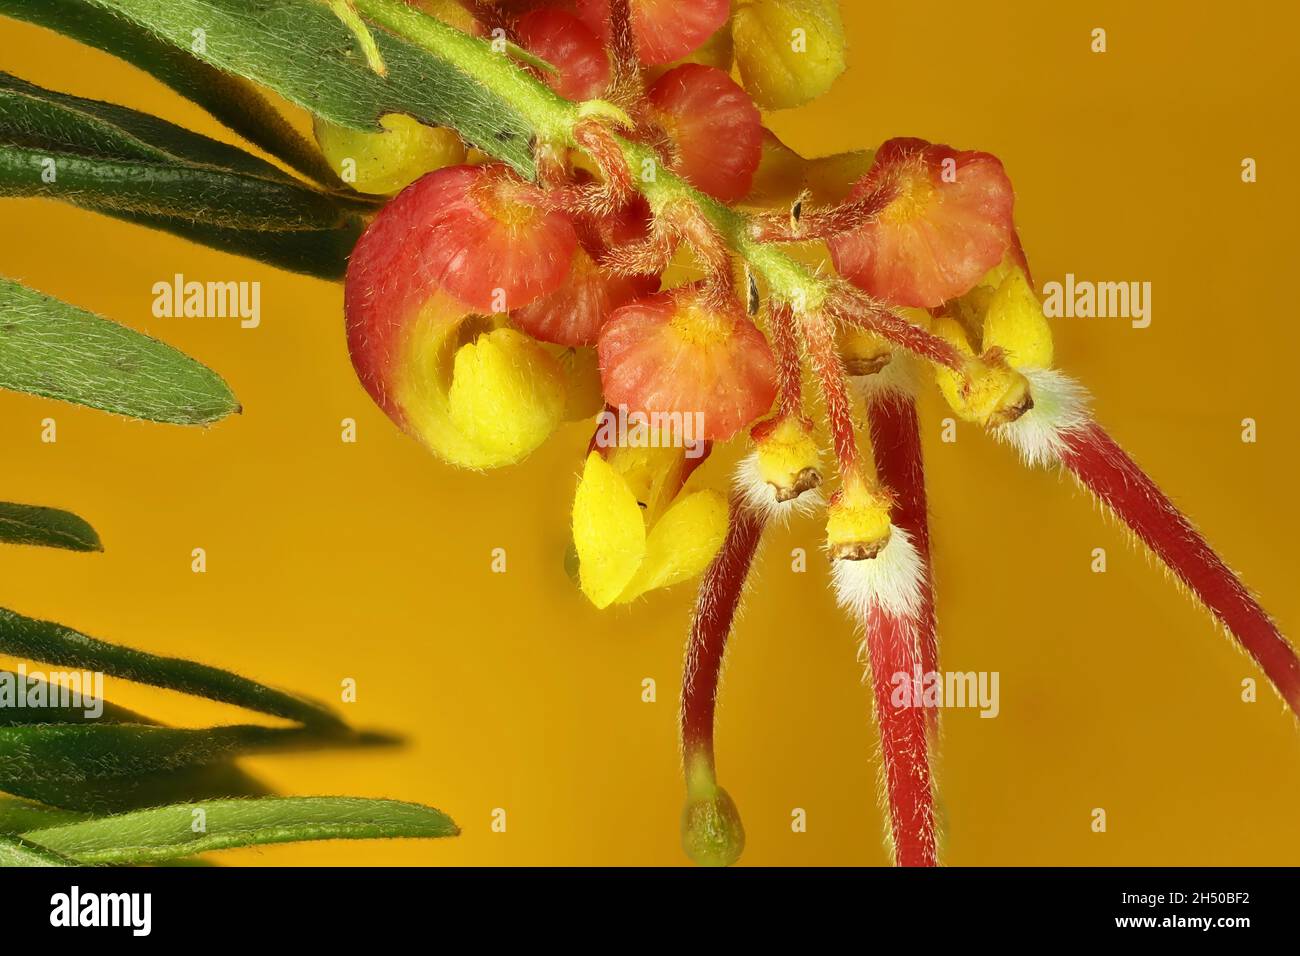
77;0;537;176
0;502;101;552
0;0;341;186
0;670;154;726
0;606;343;730
25;760;273;816
24;796;459;864
0;832;74;866
0;72;367;270
0;278;239;424
105;207;360;279
0;724;388;810
0;796;89;833
0;724;299;788
0;145;351;231
0;70;307;182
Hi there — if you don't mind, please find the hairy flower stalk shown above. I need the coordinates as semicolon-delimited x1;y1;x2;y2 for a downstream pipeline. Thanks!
857;364;940;866
863;366;940;707
993;371;1300;717
1061;425;1300;715
679;494;764;867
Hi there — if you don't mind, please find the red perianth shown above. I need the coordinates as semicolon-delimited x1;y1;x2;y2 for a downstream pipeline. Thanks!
681;497;766;775
867;388;940;704
864;603;938;866
1060;421;1300;716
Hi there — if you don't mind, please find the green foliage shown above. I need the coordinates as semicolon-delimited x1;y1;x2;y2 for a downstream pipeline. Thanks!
0;277;239;424
0;502;101;552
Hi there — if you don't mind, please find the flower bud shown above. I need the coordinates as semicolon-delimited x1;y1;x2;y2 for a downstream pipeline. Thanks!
313;114;466;196
732;0;847;110
829;138;1016;308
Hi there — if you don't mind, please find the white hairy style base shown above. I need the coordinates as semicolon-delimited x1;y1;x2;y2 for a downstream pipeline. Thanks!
733;451;825;524
831;525;926;623
993;367;1092;468
849;351;922;401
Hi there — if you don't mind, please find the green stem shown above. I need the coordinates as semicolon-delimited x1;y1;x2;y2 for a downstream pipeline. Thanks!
350;0;829;309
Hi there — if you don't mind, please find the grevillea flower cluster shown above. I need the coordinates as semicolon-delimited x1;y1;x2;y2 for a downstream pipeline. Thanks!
331;0;1299;866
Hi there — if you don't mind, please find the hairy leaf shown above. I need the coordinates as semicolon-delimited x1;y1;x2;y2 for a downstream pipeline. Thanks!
26;761;273;816
0;72;365;272
76;0;537;175
0;502;101;552
0;724;388;809
106;207;360;279
0;606;342;729
0;796;88;833
0;70;305;181
0;671;153;726
24;796;459;863
0;0;340;185
0;278;239;424
0;145;350;231
0;72;367;229
0;832;74;866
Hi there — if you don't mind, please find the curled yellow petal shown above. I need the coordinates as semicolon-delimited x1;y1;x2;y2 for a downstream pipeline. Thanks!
573;452;648;609
617;490;728;604
397;304;567;470
446;327;566;462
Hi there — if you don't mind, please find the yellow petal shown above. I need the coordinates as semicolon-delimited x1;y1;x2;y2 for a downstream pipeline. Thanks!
446;327;567;463
573;453;648;609
617;490;728;603
981;268;1054;369
931;316;975;415
605;444;688;524
397;305;566;470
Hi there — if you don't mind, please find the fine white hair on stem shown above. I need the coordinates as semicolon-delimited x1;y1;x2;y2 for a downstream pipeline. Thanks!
831;525;925;623
992;367;1092;468
733;452;825;524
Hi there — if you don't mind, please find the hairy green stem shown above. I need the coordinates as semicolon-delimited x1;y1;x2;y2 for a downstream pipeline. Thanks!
350;0;830;309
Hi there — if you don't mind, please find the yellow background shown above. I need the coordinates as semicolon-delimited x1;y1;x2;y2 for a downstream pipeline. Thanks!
1;1;1297;866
